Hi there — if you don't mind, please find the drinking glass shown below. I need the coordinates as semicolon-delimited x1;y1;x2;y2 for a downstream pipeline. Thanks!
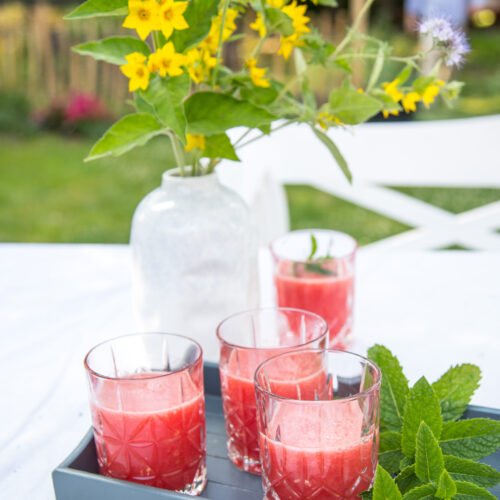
84;333;206;495
217;307;328;474
271;229;357;349
255;349;381;500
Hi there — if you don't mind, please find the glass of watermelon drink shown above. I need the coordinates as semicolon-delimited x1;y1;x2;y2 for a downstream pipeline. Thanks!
217;308;329;474
271;230;357;349
84;333;207;495
255;349;381;500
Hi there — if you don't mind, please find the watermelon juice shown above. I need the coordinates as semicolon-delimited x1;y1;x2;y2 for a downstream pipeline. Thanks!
260;403;377;500
90;370;206;492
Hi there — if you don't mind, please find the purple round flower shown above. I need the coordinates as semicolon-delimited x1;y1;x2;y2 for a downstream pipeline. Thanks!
418;17;471;68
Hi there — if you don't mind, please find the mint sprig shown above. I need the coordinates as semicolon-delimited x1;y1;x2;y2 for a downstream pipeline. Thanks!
360;344;500;499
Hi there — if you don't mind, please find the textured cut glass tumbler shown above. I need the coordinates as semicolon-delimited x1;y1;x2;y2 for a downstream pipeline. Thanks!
255;349;381;500
271;229;357;349
217;308;328;474
84;333;207;496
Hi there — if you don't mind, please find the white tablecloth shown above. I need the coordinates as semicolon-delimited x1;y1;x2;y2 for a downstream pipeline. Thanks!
1;244;500;499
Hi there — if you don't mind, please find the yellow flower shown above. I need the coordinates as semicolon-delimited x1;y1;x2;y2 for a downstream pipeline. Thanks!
120;52;150;92
316;111;342;130
185;134;205;151
382;109;400;119
278;33;305;60
382;78;404;103
250;12;266;38
123;0;160;41
278;1;310;60
267;0;284;7
402;92;421;113
158;0;189;39
185;48;216;83
200;8;239;54
421;81;444;109
246;58;270;88
148;42;186;77
281;1;310;32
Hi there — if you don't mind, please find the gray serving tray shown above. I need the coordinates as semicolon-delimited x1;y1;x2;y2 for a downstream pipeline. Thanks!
53;362;500;499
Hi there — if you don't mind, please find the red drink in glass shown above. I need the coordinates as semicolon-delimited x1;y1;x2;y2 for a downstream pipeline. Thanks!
217;308;328;474
255;349;381;500
85;333;206;496
271;230;357;349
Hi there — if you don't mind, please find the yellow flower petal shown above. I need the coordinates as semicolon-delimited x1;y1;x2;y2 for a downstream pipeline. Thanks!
185;134;205;151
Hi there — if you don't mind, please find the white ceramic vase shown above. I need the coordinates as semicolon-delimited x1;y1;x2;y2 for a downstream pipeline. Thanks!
130;168;259;361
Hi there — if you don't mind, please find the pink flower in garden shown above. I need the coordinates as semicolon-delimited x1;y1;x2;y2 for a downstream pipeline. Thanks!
63;93;111;123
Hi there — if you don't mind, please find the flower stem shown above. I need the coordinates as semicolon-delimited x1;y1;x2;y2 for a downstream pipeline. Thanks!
212;0;230;89
167;131;186;177
236;120;295;150
152;31;161;51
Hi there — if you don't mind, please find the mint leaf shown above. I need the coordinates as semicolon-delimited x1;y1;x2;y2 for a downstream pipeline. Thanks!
368;345;409;432
432;364;481;421
373;465;403;500
415;421;444;482
402;483;437;499
440;419;500;460
307;234;318;260
435;470;457;499
454;481;497;499
395;465;423;494
401;377;442;458
444;455;500;488
379;431;405;474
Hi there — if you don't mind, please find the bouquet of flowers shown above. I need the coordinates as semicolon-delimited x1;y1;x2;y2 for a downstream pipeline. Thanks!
66;0;468;180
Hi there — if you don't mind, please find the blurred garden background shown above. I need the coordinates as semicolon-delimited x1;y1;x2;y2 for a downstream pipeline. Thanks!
1;0;500;246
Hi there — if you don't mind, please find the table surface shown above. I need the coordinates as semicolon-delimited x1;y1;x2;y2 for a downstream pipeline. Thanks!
1;243;500;500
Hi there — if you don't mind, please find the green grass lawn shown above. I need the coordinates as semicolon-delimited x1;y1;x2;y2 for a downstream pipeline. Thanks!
2;133;499;246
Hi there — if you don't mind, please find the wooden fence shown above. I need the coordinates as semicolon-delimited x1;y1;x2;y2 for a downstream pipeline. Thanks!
0;2;352;112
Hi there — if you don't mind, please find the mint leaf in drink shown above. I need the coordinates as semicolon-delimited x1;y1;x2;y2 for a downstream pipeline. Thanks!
395;465;423;494
440;419;500;460
401;377;442;458
453;481;497;499
444;455;500;488
402;483;437;499
368;345;409;432
307;233;318;260
432;364;481;422
372;465;403;500
435;470;457;499
379;431;405;474
415;421;444;482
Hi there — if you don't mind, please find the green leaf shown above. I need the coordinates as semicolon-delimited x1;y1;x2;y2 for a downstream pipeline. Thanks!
444;455;500;488
401;377;442;458
402;483;437;499
86;113;164;161
412;76;435;94
333;58;353;73
239;86;279;106
65;0;127;19
204;133;240;161
134;92;155;115
396;65;413;85
415;421;444;482
395;466;423;494
373;465;403;500
316;0;338;5
138;74;190;142
185;92;275;134
171;0;219;52
379;431;405;474
454;481;497;499
372;91;401;113
367;345;409;432
432;364;481;421
265;7;294;37
435;470;457;499
301;77;317;113
329;87;382;125
440;418;500;460
311;127;352;183
367;46;385;91
307;234;318;260
302;28;336;66
359;490;373;500
72;37;150;65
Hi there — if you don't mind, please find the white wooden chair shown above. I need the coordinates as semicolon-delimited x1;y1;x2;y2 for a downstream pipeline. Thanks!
224;114;500;251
